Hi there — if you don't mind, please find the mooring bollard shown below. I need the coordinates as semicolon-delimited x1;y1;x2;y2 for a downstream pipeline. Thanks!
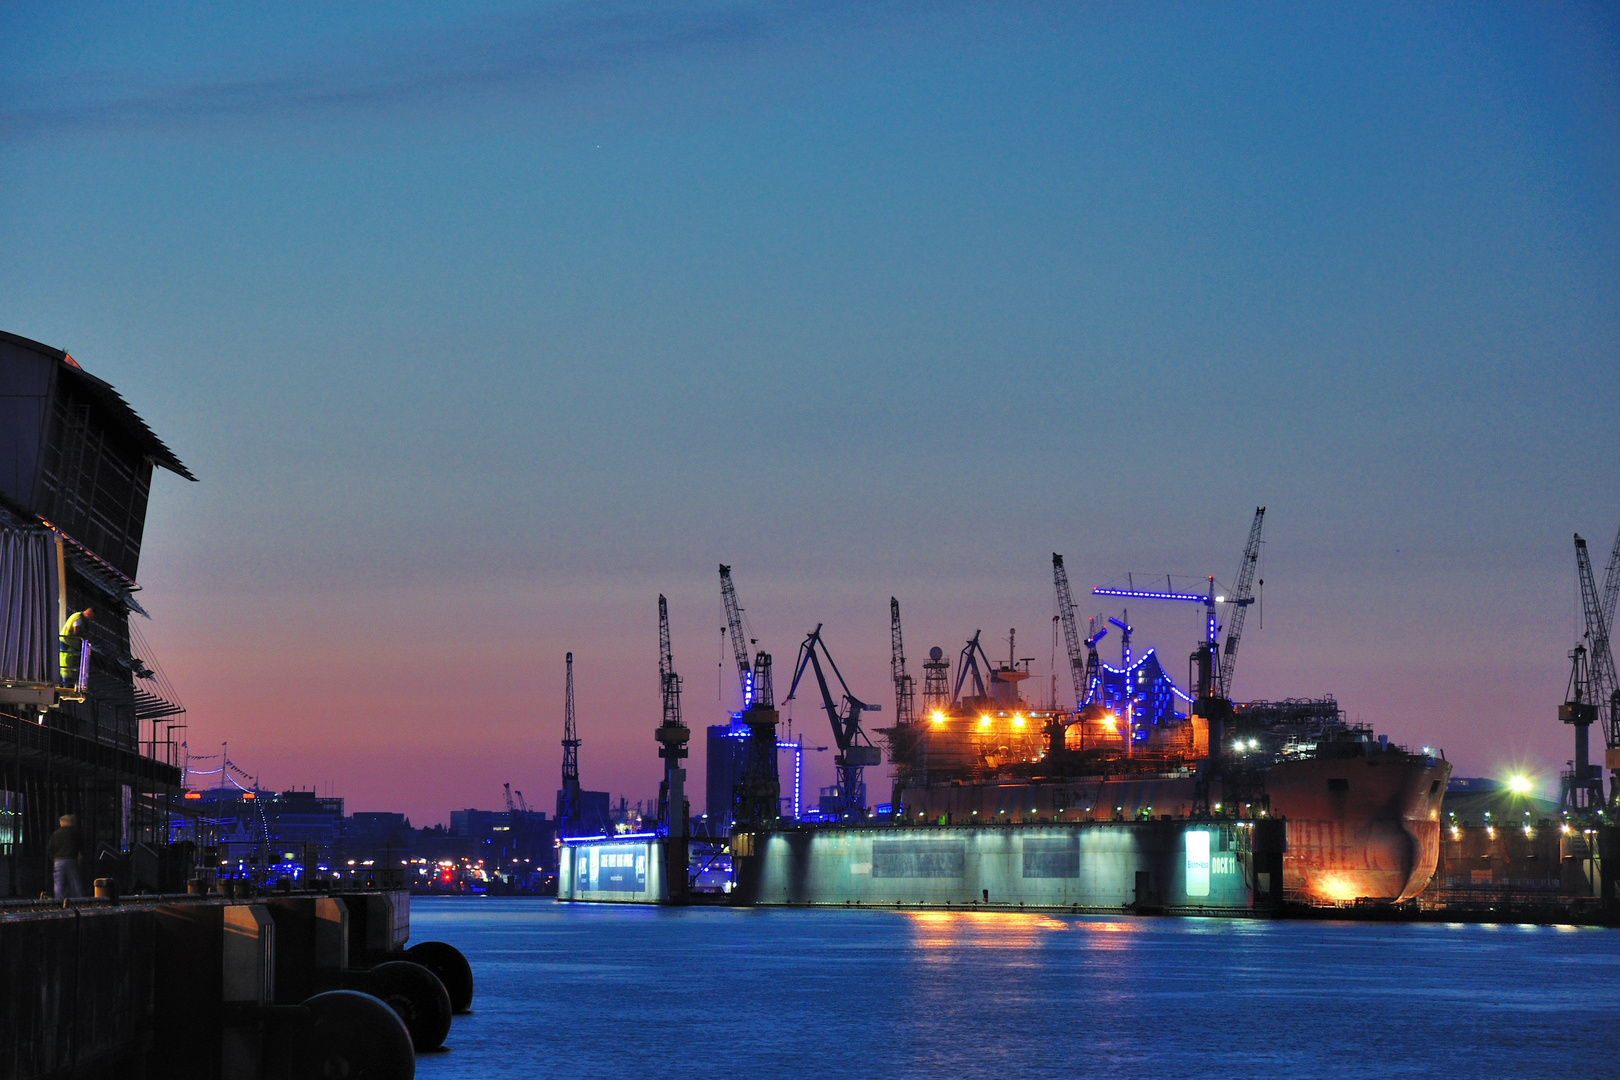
94;877;119;901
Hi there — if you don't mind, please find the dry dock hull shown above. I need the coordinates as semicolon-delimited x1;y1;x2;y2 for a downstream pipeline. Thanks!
1265;756;1450;903
896;753;1450;904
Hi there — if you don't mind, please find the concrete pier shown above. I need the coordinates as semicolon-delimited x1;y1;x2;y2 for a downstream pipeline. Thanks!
0;888;418;1080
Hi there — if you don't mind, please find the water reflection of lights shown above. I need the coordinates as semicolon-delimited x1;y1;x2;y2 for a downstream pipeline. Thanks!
902;911;1147;954
904;910;1070;949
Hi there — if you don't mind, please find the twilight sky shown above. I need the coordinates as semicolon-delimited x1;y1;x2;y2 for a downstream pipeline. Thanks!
3;1;1617;824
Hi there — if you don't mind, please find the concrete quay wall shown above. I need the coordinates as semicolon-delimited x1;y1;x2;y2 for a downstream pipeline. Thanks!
0;890;410;1080
736;820;1285;912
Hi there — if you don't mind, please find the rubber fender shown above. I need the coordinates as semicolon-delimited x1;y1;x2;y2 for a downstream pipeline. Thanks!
364;961;453;1051
297;990;415;1080
404;941;474;1013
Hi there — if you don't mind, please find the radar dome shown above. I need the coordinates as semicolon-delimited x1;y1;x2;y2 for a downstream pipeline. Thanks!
929;647;943;661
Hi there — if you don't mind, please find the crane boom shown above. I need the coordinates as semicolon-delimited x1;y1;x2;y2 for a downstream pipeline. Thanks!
1052;554;1088;709
1217;507;1266;700
1600;521;1620;672
1576;536;1619;750
719;564;755;706
658;593;681;729
890;598;916;728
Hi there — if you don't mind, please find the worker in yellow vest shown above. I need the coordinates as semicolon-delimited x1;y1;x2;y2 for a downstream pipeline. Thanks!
59;607;93;685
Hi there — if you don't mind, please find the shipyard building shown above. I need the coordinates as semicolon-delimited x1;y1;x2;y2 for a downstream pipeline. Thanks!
0;330;193;896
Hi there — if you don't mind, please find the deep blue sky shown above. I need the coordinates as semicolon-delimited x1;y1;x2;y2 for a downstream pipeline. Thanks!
3;2;1617;823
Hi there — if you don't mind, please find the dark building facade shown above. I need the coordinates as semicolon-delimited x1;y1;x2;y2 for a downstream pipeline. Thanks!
0;330;193;895
706;718;750;830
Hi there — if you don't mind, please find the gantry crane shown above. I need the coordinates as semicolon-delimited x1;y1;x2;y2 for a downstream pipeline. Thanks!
1213;507;1266;700
785;624;882;819
558;651;582;837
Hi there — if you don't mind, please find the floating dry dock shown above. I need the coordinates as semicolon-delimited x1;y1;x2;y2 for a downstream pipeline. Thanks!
561;818;1287;913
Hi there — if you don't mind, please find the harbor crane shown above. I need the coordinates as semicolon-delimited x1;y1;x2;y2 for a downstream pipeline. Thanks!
720;565;781;827
1560;643;1603;812
1052;554;1088;710
1109;614;1133;670
655;594;691;895
720;564;757;708
558;651;581;837
1216;507;1265;700
890;598;916;728
953;630;994;702
655;594;691;838
1574;528;1620;802
785;624;883;819
1084;619;1107;706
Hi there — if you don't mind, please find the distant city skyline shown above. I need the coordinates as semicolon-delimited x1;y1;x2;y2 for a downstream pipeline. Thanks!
3;2;1616;824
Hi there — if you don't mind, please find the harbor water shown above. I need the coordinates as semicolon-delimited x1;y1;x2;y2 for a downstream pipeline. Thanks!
413;897;1618;1079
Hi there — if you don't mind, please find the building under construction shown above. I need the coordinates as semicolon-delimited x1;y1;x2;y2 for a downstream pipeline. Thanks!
0;330;192;896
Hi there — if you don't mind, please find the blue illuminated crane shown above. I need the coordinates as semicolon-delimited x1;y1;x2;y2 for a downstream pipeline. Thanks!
785;624;882;819
1108;614;1133;670
720;565;780;827
1094;579;1219;701
1084;619;1108;706
719;564;755;708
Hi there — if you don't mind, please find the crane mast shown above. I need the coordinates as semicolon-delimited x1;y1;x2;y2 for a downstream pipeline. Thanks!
1575;535;1619;801
1217;507;1265;700
1052;554;1088;710
558;651;581;837
1596;523;1620;757
655;594;691;892
890;598;916;728
719;564;755;707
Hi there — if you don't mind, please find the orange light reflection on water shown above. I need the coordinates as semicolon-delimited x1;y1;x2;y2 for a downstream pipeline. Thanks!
902;910;1142;952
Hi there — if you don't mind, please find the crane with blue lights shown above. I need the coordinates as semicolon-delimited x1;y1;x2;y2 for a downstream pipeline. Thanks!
1094;579;1220;699
785;624;882;819
719;565;781;827
719;564;755;708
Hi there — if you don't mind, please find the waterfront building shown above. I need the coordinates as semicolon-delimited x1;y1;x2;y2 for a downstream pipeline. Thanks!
0;331;193;896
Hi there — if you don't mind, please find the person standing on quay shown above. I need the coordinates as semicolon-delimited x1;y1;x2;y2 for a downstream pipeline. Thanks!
50;814;85;899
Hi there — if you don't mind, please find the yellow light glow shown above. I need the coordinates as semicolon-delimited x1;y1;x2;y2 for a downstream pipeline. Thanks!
1314;875;1361;903
978;715;991;728
1507;775;1532;795
1013;713;1026;728
931;711;946;725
